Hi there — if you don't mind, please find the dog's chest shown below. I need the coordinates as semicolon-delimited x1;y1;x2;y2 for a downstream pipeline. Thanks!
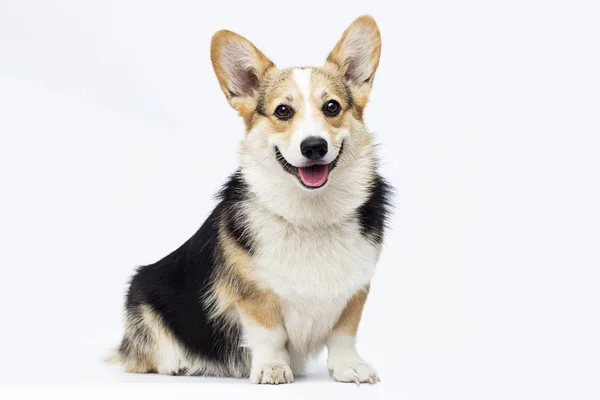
250;210;377;299
248;208;378;351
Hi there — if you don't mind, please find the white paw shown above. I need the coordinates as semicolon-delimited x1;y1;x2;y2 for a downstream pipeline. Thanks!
250;363;294;384
328;359;380;384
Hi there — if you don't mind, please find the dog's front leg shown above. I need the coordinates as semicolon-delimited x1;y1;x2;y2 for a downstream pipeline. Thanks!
237;294;293;384
326;285;379;384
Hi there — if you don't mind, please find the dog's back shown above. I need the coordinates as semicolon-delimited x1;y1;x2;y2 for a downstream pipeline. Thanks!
112;15;390;385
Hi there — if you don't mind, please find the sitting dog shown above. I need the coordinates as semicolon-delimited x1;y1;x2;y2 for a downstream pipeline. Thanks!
110;14;390;384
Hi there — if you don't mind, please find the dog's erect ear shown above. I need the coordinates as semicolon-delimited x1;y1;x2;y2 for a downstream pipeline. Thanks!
211;30;274;111
327;15;381;96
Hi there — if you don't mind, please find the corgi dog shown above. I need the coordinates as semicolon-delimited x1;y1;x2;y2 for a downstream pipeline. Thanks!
110;15;391;384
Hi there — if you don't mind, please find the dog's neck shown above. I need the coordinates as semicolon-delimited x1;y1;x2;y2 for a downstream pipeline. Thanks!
241;148;376;230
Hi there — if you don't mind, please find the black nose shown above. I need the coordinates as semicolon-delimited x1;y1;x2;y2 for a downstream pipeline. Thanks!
300;137;328;160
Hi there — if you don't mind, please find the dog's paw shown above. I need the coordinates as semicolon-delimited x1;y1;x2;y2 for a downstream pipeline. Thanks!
250;363;294;384
328;359;379;385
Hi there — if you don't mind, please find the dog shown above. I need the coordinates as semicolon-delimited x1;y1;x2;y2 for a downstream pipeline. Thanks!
109;14;391;384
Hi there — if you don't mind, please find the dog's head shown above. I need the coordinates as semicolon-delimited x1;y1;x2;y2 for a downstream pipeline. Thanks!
211;15;381;226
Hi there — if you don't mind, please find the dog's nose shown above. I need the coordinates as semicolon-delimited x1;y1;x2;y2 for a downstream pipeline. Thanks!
300;137;328;160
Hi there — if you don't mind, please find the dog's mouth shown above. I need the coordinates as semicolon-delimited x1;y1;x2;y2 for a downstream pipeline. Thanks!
274;143;344;190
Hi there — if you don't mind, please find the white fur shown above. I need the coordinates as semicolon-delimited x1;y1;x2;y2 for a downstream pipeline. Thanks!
238;65;380;383
140;305;186;375
240;195;379;374
220;41;262;96
138;305;250;377
122;67;380;382
341;29;376;83
241;119;373;227
272;68;345;168
155;337;186;375
240;319;293;384
326;332;379;383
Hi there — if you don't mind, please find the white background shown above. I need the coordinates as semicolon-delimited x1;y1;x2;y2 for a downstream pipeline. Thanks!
1;1;599;399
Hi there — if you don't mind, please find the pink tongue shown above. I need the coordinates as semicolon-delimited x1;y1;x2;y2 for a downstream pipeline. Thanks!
299;165;329;187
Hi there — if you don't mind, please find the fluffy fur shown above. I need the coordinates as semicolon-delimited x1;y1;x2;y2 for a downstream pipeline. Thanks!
111;15;391;384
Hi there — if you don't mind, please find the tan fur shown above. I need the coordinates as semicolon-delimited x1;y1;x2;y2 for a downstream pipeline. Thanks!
118;302;251;377
118;305;164;374
254;68;304;143
327;15;381;116
211;15;380;144
124;358;156;374
327;15;381;79
217;221;261;295
208;220;282;331
140;305;182;371
206;280;240;323
237;291;282;330
210;30;274;122
332;285;370;336
236;64;360;151
112;15;382;382
307;67;357;144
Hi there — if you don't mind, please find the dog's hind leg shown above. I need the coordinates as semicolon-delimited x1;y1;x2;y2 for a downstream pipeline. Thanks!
114;305;158;374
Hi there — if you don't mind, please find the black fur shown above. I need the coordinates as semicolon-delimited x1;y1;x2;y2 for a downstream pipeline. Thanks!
123;171;251;369
119;170;390;373
219;172;256;254
356;174;392;244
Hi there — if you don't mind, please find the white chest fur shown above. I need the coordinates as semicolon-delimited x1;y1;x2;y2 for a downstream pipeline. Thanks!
246;203;378;353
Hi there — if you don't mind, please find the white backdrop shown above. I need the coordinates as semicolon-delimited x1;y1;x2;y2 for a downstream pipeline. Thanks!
1;1;599;399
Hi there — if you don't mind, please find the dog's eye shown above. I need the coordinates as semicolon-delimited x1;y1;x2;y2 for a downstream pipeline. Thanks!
274;104;294;120
322;100;341;117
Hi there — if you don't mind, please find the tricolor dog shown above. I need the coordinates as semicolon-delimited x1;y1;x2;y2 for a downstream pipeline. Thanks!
110;15;391;384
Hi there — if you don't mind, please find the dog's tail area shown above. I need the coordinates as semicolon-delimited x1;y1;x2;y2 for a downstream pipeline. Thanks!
104;346;121;365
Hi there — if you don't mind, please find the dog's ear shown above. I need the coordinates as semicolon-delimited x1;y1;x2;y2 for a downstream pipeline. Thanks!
327;15;381;99
211;30;274;112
